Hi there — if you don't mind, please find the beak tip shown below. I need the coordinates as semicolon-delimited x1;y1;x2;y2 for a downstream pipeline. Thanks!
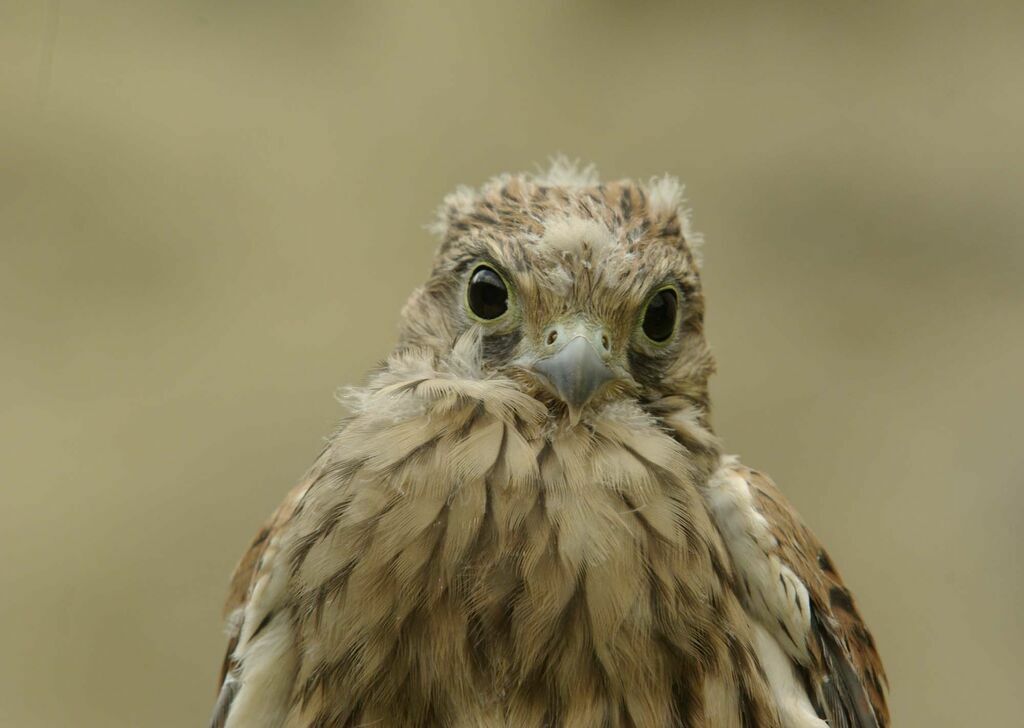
566;404;583;426
531;336;616;419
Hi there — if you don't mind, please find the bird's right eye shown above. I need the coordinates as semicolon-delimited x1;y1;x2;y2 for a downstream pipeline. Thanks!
466;265;509;321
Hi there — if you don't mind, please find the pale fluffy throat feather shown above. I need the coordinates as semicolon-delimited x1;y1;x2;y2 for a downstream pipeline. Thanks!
224;348;781;727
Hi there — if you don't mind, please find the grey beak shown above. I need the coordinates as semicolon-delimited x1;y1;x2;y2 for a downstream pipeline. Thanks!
532;335;615;421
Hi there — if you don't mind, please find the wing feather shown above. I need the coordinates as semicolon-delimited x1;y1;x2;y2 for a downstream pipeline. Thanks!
210;474;316;726
704;460;889;727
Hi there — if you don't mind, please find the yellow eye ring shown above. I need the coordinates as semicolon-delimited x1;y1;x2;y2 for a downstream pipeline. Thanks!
640;285;679;343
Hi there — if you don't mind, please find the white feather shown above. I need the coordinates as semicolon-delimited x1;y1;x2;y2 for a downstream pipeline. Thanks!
225;614;299;728
703;459;813;661
539;215;617;253
534;155;599;188
752;622;828;728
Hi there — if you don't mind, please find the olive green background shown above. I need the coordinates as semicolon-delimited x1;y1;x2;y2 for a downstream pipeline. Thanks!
3;2;1022;726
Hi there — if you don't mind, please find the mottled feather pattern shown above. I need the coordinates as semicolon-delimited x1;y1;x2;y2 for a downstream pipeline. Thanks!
707;461;889;727
213;160;888;727
220;348;780;727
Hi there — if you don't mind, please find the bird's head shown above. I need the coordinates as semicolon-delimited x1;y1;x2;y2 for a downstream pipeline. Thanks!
398;160;714;426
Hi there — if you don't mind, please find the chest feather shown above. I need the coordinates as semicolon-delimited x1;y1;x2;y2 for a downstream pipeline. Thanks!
268;395;777;727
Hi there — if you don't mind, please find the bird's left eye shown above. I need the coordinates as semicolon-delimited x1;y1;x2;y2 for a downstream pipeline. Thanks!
641;286;678;342
466;265;509;320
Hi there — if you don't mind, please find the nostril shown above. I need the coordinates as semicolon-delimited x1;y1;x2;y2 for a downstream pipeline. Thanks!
547;330;559;345
601;334;610;351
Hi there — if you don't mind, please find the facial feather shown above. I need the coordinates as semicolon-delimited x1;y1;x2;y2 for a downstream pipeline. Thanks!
401;159;713;421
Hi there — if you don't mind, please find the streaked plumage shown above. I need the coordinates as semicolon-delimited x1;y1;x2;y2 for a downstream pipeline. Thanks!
211;160;888;727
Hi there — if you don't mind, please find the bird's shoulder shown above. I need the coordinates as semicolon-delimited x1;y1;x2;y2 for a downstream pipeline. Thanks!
702;457;889;728
211;472;313;726
222;475;311;620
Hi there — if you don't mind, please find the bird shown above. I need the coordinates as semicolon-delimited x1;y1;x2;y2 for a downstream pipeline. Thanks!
210;159;888;728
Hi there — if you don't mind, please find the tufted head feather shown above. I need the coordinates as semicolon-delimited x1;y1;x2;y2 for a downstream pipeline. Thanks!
402;159;715;422
429;157;700;257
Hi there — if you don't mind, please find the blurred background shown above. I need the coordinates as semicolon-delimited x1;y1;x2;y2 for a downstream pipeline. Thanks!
2;1;1022;725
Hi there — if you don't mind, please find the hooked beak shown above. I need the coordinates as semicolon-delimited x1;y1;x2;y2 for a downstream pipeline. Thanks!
531;329;616;423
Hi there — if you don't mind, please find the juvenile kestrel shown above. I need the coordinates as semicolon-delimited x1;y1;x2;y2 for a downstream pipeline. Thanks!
211;161;888;727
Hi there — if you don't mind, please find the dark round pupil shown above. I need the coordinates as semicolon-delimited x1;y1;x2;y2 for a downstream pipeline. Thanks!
642;288;678;341
468;266;508;320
